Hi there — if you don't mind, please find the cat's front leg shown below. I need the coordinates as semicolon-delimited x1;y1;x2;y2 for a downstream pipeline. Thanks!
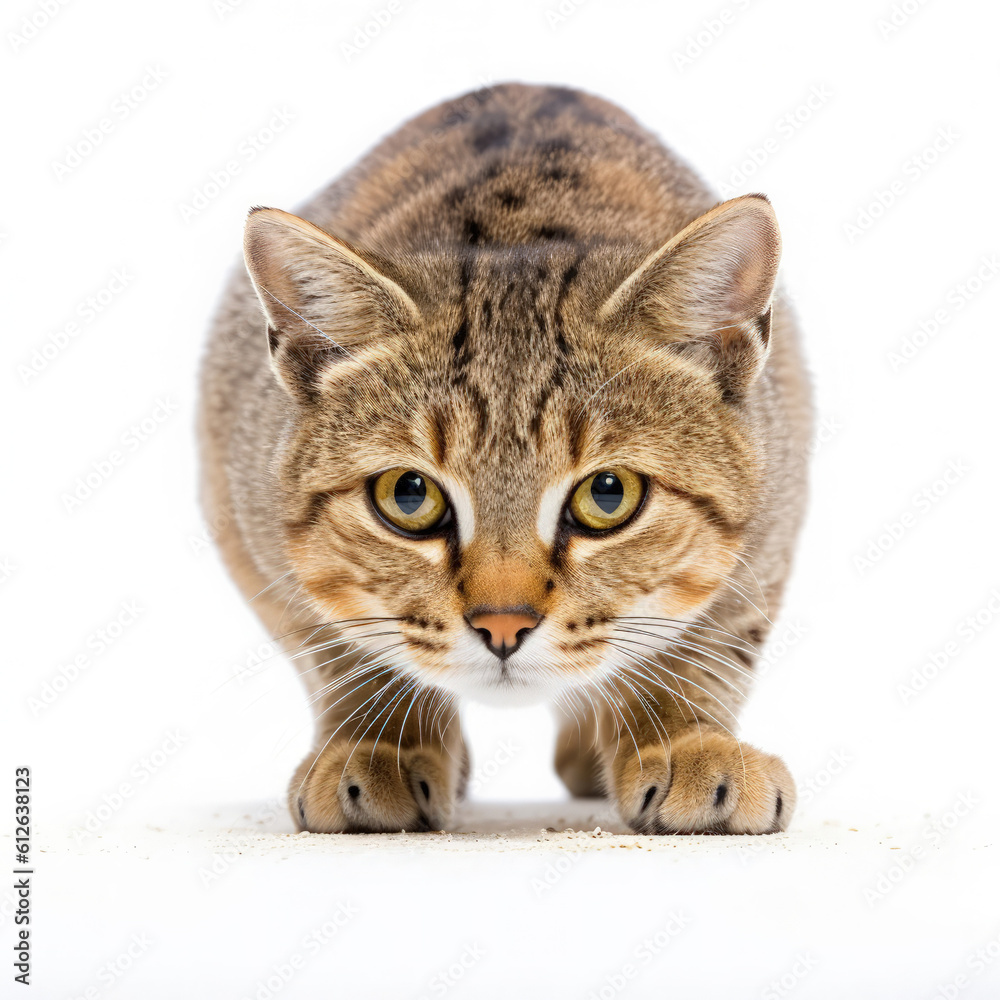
289;673;467;833
581;652;795;835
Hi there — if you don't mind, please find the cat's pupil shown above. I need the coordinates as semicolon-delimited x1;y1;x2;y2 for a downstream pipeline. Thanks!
592;472;623;513
394;472;426;514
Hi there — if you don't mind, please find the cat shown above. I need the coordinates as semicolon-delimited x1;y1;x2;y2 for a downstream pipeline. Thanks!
199;83;812;835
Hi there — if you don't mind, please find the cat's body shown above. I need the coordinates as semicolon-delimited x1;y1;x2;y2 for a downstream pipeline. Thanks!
199;84;811;834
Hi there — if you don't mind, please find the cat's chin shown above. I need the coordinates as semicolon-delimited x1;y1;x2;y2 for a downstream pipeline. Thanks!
387;656;558;707
441;677;557;708
404;631;609;708
404;658;613;709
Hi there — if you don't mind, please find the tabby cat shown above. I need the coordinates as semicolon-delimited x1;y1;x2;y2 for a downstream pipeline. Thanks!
199;83;812;835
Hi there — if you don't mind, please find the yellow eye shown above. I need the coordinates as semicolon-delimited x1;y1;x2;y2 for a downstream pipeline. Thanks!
569;468;645;531
373;468;448;533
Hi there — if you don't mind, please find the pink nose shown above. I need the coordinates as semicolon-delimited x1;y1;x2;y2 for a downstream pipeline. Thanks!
467;609;541;658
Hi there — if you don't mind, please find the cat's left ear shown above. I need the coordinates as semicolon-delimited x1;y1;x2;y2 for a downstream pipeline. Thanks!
243;207;420;401
598;194;780;402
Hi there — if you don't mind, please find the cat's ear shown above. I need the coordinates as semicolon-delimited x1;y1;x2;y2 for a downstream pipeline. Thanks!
598;194;780;402
243;207;420;401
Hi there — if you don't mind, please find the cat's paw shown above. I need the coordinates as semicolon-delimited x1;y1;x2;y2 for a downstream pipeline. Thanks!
611;729;794;835
290;739;457;833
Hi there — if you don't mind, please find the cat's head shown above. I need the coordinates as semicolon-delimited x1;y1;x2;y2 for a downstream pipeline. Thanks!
243;195;779;704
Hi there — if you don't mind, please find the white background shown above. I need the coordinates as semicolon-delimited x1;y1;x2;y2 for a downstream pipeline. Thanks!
4;0;1000;997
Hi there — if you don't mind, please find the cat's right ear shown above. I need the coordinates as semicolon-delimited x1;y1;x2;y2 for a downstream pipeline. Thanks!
597;194;780;403
243;207;420;402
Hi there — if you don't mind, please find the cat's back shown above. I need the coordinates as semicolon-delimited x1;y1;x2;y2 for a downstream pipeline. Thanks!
306;82;717;254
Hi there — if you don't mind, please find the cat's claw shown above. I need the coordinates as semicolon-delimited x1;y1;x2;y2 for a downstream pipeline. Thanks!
613;729;795;835
291;740;455;833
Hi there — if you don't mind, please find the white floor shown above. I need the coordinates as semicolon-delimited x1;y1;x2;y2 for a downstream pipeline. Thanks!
14;797;997;999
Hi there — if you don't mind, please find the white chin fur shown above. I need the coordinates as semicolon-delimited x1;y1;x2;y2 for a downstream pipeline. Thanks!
437;677;556;708
375;602;696;707
433;630;571;706
422;630;625;707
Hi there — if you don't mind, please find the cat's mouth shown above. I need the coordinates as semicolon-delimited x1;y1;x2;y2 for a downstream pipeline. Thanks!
397;625;621;708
